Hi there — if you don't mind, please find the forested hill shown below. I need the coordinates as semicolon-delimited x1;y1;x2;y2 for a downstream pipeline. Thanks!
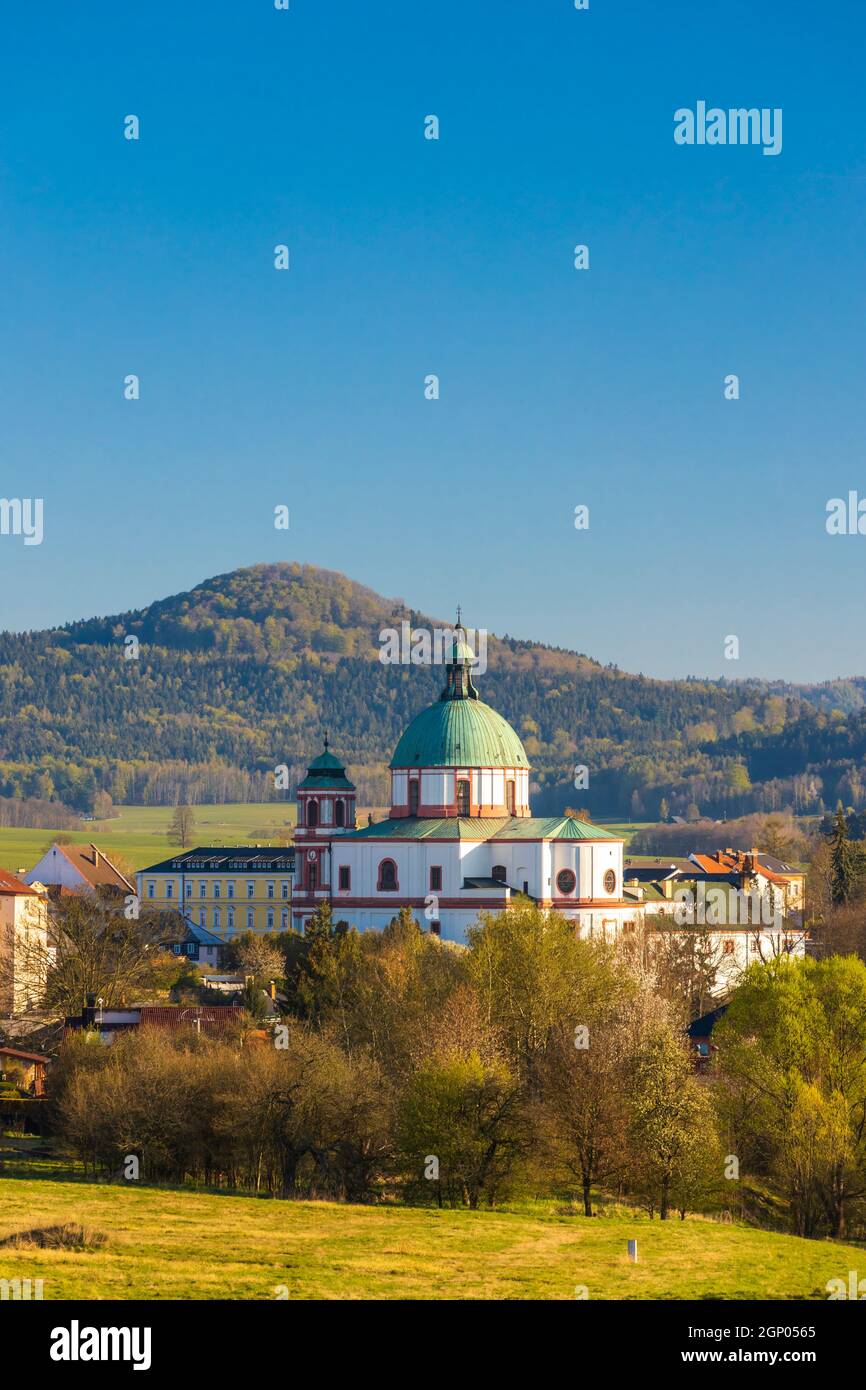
1;562;864;818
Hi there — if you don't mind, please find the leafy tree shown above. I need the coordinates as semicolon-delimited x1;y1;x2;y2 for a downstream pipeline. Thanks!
626;1024;714;1220
717;955;866;1237
397;1050;523;1209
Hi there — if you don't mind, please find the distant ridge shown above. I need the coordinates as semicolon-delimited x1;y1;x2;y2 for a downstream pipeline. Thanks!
0;562;863;819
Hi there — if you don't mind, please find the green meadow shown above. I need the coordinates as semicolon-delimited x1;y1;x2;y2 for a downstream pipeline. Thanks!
0;1174;858;1300
0;802;302;876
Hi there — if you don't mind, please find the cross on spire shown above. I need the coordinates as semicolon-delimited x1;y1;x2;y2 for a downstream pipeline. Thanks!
456;603;462;628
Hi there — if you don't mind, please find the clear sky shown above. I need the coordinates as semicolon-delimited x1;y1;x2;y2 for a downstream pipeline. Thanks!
1;1;864;682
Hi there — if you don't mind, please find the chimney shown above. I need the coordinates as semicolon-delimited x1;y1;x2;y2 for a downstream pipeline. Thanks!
90;844;99;866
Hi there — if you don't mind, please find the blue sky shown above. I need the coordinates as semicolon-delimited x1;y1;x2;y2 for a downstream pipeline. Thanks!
1;0;864;681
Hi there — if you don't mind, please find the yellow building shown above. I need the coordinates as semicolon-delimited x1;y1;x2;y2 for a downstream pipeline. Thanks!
136;848;294;940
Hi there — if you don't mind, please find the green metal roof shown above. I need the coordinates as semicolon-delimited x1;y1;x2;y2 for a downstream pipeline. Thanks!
345;816;619;842
297;773;355;791
390;699;528;770
491;816;619;841
308;749;345;772
298;742;355;791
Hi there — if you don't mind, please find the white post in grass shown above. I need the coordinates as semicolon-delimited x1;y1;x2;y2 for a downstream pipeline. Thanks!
627;1239;638;1262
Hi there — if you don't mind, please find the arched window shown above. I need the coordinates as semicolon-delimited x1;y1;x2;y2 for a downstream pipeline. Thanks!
492;865;507;884
409;780;419;815
335;799;345;828
456;779;470;816
378;859;398;892
506;779;516;815
307;799;319;828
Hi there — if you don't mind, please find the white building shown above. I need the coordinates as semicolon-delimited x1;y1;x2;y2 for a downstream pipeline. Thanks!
292;627;639;944
0;869;49;1015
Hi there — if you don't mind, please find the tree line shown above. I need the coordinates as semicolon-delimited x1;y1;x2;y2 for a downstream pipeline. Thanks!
40;897;866;1238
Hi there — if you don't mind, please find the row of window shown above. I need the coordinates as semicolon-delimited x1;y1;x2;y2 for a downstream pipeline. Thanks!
554;868;616;896
300;798;350;828
330;862;444;894
194;907;291;931
402;779;517;816
146;880;291;900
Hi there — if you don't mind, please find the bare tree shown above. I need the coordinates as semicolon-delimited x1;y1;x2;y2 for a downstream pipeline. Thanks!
168;804;196;849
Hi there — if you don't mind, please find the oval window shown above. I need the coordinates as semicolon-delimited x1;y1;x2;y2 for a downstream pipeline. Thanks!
603;868;617;894
556;868;576;895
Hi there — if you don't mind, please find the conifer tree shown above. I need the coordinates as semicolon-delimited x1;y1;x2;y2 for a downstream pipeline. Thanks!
830;802;856;907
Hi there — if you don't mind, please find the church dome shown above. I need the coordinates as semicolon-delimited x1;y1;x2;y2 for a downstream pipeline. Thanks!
391;698;528;770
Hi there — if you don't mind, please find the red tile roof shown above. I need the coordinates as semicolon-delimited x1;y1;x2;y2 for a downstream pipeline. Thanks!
55;843;134;893
0;868;40;896
137;1006;244;1034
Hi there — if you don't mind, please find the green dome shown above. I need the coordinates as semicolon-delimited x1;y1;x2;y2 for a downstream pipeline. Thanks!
307;749;344;772
390;699;529;770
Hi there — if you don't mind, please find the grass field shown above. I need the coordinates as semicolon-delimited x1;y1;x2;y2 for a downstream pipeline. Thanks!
0;802;305;876
0;1174;859;1300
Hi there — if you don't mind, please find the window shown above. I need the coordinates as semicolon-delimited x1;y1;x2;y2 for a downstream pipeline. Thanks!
213;908;221;929
281;880;289;899
456;779;470;816
308;862;318;891
267;881;275;899
603;869;617;894
556;868;576;895
213;881;221;898
506;779;516;815
199;881;207;899
227;907;235;930
307;800;319;828
335;799;345;828
409;780;419;815
227;881;235;899
338;865;351;891
378;859;398;892
281;908;289;929
185;880;192;898
723;939;735;955
247;881;255;898
246;909;255;929
198;909;206;927
492;865;507;884
165;881;174;899
267;909;274;930
147;881;155;899
429;866;442;892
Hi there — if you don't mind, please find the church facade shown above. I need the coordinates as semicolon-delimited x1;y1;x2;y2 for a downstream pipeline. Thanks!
291;626;641;944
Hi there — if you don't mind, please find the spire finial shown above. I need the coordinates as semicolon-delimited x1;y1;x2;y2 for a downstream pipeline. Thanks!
456;603;462;628
323;731;329;751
